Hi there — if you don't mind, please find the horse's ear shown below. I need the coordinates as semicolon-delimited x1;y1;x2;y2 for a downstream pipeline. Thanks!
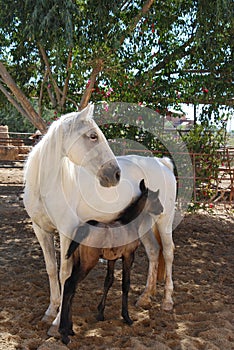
155;189;160;197
78;103;94;121
139;179;147;193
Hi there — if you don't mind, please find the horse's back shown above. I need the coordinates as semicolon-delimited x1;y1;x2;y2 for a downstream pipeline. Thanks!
117;155;176;195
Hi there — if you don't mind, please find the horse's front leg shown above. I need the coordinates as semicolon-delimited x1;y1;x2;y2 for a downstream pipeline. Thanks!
48;234;73;336
137;229;160;308
32;222;60;322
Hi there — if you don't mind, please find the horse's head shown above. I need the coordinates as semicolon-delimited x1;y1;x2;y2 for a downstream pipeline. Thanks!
62;104;121;187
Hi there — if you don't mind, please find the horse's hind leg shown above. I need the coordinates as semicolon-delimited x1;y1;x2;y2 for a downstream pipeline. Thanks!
32;222;60;322
97;260;116;321
137;229;160;308
157;220;174;311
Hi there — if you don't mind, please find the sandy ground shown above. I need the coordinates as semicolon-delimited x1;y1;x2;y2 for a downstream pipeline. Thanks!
0;165;233;350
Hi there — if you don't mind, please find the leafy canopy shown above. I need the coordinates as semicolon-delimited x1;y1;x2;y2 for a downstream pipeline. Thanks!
0;0;233;130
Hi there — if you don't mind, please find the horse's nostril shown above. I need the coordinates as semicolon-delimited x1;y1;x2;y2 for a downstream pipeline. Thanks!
115;170;121;182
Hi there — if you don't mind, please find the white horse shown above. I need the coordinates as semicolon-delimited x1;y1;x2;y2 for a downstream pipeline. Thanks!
23;104;176;334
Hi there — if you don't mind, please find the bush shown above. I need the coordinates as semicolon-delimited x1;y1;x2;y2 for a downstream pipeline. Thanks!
181;124;226;202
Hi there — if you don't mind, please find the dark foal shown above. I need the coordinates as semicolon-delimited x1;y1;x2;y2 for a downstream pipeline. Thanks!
59;179;163;345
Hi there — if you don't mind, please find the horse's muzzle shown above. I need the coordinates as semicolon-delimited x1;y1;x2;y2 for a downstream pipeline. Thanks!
97;161;121;187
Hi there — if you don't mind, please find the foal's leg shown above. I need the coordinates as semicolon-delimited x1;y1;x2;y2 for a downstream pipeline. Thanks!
59;263;85;344
137;229;160;308
59;247;99;345
32;222;60;322
97;260;116;321
122;252;135;325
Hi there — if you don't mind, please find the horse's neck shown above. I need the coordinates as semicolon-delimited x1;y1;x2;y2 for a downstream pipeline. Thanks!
39;145;79;235
27;133;62;198
38;131;65;195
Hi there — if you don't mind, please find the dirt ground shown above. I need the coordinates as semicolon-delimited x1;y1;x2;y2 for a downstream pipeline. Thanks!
0;165;233;350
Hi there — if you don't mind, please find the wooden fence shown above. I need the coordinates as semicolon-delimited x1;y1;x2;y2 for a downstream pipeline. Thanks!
0;127;34;162
0;129;233;203
120;146;234;204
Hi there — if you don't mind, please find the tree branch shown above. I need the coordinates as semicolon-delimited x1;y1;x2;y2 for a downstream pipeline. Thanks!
61;49;73;108
79;59;104;110
38;45;77;111
0;62;47;132
38;43;61;107
119;0;154;45
79;0;154;110
0;82;32;121
39;70;49;117
150;36;195;76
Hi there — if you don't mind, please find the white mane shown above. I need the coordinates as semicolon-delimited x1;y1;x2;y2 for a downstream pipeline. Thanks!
24;107;95;187
24;117;63;188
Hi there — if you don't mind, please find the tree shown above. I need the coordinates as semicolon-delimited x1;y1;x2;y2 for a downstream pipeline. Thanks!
0;0;233;132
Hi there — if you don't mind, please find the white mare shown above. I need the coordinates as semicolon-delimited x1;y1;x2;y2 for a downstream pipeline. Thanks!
23;104;176;334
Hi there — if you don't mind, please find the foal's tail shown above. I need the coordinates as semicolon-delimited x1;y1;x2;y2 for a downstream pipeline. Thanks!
66;240;80;259
152;225;166;282
66;222;94;259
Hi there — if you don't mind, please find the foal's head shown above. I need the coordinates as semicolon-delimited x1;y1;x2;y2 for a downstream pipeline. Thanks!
116;179;148;225
118;179;163;225
145;186;163;217
138;179;163;217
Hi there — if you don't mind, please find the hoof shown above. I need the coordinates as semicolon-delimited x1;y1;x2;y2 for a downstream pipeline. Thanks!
162;300;173;311
122;311;133;326
42;314;55;324
59;327;73;345
47;324;60;338
96;314;104;322
68;329;75;336
136;295;151;309
123;317;133;326
61;335;70;345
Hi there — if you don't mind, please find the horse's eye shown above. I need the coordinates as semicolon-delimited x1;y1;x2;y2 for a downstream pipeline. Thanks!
89;132;98;141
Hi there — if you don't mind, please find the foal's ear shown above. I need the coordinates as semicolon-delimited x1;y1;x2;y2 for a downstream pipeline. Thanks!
139;179;147;193
155;189;160;197
78;103;94;121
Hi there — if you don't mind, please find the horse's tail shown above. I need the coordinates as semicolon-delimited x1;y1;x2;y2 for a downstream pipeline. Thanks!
159;157;174;172
152;224;166;282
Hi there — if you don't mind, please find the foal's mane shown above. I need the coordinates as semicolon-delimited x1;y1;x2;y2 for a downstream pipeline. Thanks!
87;179;148;227
66;179;148;259
116;179;148;225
